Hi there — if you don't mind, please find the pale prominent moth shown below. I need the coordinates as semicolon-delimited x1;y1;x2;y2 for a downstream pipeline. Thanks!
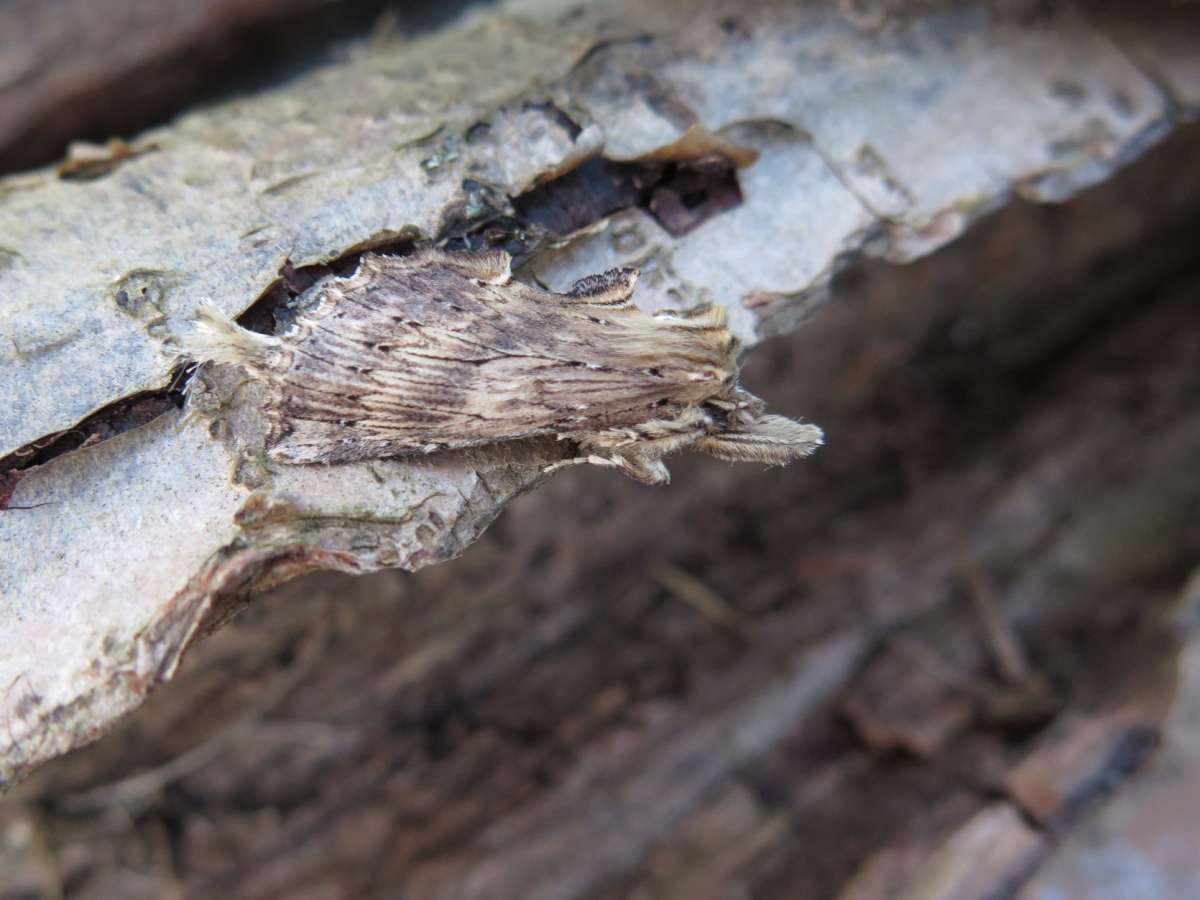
184;249;822;484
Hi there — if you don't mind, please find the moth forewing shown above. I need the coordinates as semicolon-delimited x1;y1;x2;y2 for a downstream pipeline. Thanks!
182;249;822;481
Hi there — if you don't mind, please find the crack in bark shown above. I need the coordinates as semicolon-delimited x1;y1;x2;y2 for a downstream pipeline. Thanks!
0;381;187;509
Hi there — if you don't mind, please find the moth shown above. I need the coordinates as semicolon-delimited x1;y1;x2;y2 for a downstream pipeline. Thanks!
185;249;822;484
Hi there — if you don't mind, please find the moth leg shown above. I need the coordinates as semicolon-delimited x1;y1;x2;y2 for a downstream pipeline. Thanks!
541;453;622;476
610;454;670;485
572;412;715;484
541;450;670;485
